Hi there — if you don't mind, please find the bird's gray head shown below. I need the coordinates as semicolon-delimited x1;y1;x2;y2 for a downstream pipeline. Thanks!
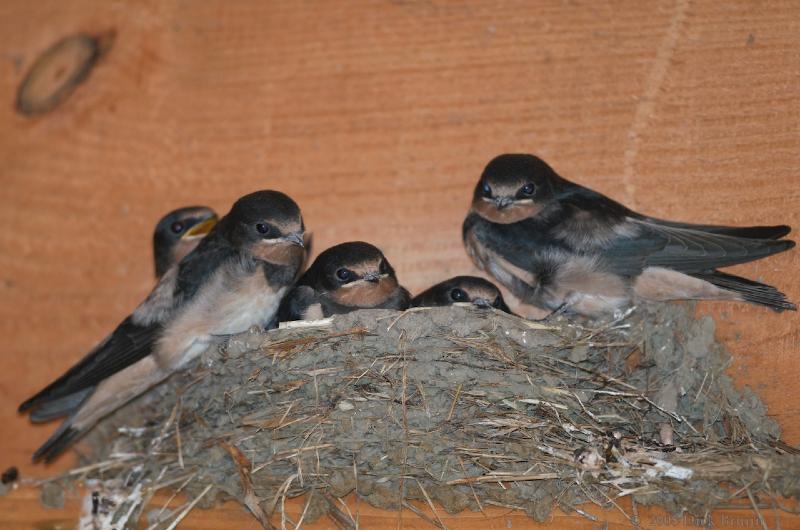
472;154;564;224
153;206;218;277
222;190;306;266
420;276;511;312
304;241;400;308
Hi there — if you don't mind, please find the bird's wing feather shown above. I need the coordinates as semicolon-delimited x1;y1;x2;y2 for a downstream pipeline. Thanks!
600;219;795;275
18;317;161;412
18;258;195;414
559;186;792;243
28;387;93;422
173;234;238;302
644;218;791;240
380;286;411;310
278;285;319;322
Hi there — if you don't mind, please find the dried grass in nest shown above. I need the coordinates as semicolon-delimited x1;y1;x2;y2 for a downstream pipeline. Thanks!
45;303;800;529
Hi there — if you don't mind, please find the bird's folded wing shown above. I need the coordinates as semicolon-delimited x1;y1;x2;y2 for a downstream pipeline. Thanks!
601;219;795;275
174;238;237;301
643;217;791;240
18;317;161;412
28;387;94;422
19;257;190;414
283;286;320;321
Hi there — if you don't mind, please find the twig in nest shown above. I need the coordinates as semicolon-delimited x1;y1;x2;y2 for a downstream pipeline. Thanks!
631;497;641;530
162;483;213;530
402;500;448;530
267;473;298;521
295;490;315;530
221;442;275;529
150;472;197;524
447;384;462;422
243;413;319;431
482;499;527;512
338;496;359;529
769;439;800;455
381;306;429;331
447;471;560;485
744;484;770;530
36;454;139;484
252;444;335;475
541;355;638;390
514;316;560;331
456;456;485;516
264;328;367;361
416;479;449;530
322;493;359;530
575;307;636;344
592;484;640;530
175;399;184;470
447;336;522;368
573;507;599;522
152;400;182;453
634;394;700;435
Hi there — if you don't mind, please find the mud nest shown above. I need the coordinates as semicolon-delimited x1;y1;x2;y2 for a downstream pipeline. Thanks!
46;303;800;528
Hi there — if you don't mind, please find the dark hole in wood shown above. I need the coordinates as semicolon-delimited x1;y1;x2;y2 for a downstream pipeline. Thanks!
15;31;114;116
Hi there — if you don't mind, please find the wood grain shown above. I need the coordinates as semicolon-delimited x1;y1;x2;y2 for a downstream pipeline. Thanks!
0;0;798;527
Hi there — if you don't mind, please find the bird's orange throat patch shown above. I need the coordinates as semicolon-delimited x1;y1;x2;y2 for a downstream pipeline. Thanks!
472;198;543;224
250;240;305;267
329;276;398;307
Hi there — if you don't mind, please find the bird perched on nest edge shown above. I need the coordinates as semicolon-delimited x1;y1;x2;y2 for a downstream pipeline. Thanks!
20;191;306;461
463;153;795;318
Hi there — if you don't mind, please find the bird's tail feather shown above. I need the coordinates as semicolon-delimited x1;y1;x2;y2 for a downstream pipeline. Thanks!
692;270;796;311
32;421;83;462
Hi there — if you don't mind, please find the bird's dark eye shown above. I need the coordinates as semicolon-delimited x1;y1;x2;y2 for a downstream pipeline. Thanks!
378;260;389;275
520;183;535;196
450;288;467;302
481;181;492;197
170;221;184;234
492;296;502;308
336;268;353;282
255;223;271;235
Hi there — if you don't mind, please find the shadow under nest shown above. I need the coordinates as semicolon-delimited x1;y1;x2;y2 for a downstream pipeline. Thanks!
46;303;800;528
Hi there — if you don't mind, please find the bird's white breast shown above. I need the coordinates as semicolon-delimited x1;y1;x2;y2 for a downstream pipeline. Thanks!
212;281;286;335
155;263;284;369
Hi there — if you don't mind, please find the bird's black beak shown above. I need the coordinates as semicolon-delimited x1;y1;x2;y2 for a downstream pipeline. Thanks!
494;197;513;210
473;298;491;309
283;232;305;247
363;272;381;283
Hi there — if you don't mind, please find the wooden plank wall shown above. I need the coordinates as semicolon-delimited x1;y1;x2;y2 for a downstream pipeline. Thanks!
0;1;798;528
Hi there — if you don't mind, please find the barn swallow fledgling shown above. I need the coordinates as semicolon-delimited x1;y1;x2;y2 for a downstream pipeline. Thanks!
463;154;796;318
153;206;218;278
411;276;512;313
279;241;410;322
24;206;221;425
19;190;306;461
